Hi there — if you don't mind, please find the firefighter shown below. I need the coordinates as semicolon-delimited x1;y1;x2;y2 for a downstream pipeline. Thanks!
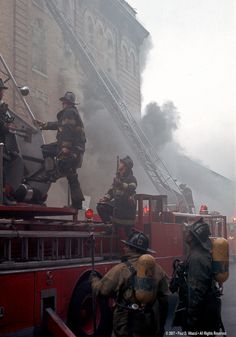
0;79;20;205
0;78;13;143
172;218;223;333
179;183;195;213
90;231;169;337
35;91;86;209
97;155;137;235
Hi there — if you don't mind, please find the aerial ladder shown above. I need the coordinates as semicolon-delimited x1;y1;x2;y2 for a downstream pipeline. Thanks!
44;0;188;211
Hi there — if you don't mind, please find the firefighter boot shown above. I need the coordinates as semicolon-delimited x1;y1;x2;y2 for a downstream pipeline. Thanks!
97;202;113;223
67;172;84;210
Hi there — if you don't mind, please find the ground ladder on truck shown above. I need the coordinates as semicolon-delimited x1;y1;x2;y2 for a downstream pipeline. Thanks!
44;0;189;212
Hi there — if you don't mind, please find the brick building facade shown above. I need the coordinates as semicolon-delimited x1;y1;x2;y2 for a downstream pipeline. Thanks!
0;0;148;120
0;0;149;207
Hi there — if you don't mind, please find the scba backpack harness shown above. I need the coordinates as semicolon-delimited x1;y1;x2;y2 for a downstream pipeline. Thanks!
117;254;157;311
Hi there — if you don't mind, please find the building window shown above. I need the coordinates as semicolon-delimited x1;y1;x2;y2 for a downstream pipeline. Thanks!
32;18;47;75
96;23;104;49
122;45;129;70
87;16;94;44
107;34;114;52
130;51;136;76
106;32;115;75
96;22;104;49
98;26;103;37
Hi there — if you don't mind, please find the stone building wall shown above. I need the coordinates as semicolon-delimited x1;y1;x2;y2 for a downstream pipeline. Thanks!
0;0;149;207
0;0;148;119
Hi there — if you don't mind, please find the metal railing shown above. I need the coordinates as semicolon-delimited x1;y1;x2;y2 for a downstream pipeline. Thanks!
0;54;38;129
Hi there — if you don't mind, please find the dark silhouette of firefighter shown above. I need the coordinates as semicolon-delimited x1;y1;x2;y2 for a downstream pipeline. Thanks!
170;218;223;333
36;91;86;209
97;155;137;235
90;231;169;337
0;79;14;144
0;78;22;205
179;183;195;213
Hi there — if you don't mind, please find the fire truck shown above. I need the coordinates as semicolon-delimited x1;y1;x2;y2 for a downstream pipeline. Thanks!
0;2;228;335
0;195;227;337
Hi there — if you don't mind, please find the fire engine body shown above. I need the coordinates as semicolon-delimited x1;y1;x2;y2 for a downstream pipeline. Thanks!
0;197;227;337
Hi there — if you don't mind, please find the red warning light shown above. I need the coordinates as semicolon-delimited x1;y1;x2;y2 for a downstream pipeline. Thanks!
199;204;208;215
143;206;150;215
85;208;94;220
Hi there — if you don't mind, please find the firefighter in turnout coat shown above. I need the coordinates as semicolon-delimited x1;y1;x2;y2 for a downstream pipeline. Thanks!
97;155;137;235
36;91;86;209
91;231;169;337
0;78;13;143
172;218;223;333
0;79;24;205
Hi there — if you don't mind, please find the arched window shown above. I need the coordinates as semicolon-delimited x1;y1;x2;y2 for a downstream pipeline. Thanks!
97;24;104;40
122;45;129;70
87;16;94;44
107;32;114;52
32;18;47;74
106;32;115;75
96;23;104;50
130;51;136;76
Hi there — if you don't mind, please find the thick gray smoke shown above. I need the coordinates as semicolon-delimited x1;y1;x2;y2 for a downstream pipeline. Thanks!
159;143;235;217
139;35;153;73
140;100;179;149
79;83;134;208
140;101;236;217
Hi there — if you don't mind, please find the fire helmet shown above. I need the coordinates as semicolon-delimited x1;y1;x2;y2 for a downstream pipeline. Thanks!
59;91;77;105
121;231;156;253
0;78;8;90
187;217;211;251
120;155;133;170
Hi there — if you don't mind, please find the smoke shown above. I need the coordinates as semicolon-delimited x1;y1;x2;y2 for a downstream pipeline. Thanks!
139;100;236;217
78;82;134;208
139;35;153;73
140;100;179;149
159;143;236;217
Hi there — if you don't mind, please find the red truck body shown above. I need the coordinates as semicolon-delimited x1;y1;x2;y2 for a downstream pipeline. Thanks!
0;195;227;337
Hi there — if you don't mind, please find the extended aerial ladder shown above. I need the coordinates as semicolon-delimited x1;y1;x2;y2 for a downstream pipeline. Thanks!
44;0;188;211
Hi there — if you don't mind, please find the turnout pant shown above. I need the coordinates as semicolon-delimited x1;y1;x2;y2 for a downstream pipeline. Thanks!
41;142;84;209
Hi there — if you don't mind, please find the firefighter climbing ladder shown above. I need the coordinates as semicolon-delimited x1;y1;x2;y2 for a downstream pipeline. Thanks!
44;0;188;210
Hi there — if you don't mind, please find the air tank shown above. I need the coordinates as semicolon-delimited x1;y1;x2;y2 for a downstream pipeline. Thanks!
134;254;157;304
211;237;229;283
